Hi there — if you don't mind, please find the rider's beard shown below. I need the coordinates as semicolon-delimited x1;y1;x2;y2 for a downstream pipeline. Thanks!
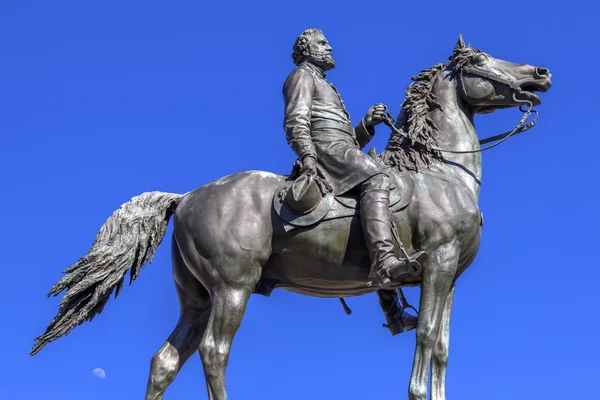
308;50;335;71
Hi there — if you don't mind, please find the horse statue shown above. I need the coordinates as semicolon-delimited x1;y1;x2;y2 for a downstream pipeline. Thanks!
31;35;551;400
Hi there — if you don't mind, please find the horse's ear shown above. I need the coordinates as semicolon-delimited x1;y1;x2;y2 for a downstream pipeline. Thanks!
455;34;465;51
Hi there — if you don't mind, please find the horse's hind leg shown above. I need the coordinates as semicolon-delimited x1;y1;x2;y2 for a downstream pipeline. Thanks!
145;238;211;400
199;279;257;400
430;285;455;400
145;309;209;400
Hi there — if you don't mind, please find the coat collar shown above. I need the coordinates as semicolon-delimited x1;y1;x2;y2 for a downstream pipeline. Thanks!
299;61;326;79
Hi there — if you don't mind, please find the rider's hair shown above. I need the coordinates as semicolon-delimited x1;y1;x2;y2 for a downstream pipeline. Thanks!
292;28;323;66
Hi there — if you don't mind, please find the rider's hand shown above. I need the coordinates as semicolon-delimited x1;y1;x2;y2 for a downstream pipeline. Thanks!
364;103;387;128
300;156;318;176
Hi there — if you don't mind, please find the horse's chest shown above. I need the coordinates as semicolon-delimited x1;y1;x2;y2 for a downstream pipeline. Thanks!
408;180;481;249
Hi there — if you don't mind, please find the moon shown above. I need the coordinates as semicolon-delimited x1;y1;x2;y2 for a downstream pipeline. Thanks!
92;368;106;379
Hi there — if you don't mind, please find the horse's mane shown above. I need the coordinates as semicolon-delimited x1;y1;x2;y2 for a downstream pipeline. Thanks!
379;46;482;170
379;63;445;170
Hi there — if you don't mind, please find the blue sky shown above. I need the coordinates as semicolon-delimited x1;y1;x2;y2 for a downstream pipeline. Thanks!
2;1;598;399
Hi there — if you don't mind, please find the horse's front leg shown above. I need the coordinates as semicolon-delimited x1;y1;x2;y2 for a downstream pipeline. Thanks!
408;243;457;400
430;285;455;400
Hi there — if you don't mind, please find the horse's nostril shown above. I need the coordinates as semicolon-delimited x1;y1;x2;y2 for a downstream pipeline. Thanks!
536;67;550;77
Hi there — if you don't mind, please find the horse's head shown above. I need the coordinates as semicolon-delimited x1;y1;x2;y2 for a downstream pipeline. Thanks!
451;34;552;114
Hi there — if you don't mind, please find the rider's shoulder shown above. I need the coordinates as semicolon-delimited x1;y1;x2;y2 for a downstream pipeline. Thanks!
285;66;315;83
283;67;316;94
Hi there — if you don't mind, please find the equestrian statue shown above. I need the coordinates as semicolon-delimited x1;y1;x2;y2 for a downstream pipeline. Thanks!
31;30;552;400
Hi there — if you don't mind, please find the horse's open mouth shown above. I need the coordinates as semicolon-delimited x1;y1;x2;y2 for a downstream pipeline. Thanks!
517;90;542;105
517;80;551;106
521;83;549;93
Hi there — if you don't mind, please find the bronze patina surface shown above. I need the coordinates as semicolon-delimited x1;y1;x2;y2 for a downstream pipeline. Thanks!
31;32;551;400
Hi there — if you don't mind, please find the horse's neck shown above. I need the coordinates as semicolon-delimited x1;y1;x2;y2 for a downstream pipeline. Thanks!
429;70;482;199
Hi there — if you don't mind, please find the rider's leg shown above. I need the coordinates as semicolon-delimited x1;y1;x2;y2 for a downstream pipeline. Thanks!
359;173;409;287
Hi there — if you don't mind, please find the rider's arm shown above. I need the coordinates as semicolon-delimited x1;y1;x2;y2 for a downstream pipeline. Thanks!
283;68;317;161
354;119;375;150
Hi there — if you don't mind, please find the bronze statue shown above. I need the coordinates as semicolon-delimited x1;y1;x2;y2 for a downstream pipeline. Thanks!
31;32;551;400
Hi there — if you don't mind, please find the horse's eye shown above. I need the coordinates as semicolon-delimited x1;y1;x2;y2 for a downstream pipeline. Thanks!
472;54;487;66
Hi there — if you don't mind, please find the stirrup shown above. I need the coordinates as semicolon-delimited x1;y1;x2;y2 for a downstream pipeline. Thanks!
372;251;428;289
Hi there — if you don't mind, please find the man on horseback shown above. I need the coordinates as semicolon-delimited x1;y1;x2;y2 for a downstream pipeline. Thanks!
282;28;419;333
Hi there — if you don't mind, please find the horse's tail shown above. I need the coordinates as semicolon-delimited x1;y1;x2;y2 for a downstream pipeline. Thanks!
30;191;184;356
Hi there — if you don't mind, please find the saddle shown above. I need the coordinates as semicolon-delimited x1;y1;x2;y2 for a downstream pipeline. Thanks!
273;153;414;230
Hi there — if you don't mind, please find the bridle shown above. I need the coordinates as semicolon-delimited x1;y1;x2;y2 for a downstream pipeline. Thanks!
381;59;539;155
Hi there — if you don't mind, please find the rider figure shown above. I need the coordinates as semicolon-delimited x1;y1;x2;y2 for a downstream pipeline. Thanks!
283;29;418;334
283;28;411;289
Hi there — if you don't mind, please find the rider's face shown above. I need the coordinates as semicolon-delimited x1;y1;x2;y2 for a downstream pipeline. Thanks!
307;33;335;71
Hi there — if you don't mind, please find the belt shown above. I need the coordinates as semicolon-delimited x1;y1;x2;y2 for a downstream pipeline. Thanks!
311;120;354;135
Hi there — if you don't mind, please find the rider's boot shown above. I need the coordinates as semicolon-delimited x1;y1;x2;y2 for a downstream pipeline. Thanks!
360;174;425;289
